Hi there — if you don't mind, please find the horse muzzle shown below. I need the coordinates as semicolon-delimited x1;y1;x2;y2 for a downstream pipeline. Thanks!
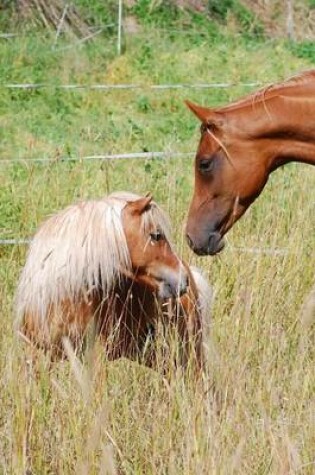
186;231;225;256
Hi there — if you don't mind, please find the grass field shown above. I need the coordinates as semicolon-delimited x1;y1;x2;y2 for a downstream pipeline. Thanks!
0;16;314;474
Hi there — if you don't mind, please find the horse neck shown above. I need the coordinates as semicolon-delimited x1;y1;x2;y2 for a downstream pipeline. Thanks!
268;140;315;170
235;95;315;170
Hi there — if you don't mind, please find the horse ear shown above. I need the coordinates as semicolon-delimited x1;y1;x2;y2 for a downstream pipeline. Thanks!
185;100;224;127
127;195;152;215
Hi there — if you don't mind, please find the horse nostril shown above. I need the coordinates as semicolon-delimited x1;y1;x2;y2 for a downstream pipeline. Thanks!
207;233;214;247
186;233;194;250
207;232;225;255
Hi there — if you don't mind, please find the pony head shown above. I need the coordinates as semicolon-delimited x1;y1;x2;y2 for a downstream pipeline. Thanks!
118;192;189;299
15;192;189;334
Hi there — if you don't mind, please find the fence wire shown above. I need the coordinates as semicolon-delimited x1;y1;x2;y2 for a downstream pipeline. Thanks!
2;82;261;91
0;237;290;255
0;151;191;165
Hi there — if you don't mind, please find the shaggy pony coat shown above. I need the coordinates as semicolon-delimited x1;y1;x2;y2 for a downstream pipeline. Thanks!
15;192;211;367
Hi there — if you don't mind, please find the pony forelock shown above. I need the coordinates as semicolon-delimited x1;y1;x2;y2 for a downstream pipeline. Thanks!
108;191;172;243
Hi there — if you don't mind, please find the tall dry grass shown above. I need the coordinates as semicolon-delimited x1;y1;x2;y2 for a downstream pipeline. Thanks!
0;158;314;474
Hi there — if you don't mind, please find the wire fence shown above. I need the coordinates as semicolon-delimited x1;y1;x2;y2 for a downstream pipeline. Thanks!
0;0;306;48
1;82;261;90
0;151;191;165
1;152;313;173
0;236;291;256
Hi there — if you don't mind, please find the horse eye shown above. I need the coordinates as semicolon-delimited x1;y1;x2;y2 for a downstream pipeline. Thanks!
200;123;212;134
198;159;213;174
150;231;163;242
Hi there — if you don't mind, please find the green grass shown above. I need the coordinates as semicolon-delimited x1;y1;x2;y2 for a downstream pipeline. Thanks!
0;20;314;475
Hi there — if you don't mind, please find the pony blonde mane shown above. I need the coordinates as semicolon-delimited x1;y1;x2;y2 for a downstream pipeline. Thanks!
15;191;172;328
108;191;172;243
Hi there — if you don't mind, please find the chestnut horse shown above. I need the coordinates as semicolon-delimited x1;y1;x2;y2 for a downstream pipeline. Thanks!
15;192;211;369
185;69;315;255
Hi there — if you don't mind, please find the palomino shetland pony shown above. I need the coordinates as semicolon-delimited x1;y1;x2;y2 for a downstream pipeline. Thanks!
15;192;211;369
185;69;315;256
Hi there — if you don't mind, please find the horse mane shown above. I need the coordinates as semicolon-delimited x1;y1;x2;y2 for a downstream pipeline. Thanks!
15;191;172;326
217;69;315;114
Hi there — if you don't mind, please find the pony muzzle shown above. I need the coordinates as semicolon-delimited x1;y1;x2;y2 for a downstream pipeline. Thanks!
157;265;189;299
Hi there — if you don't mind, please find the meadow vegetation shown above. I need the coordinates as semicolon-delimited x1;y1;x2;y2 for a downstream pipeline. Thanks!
0;2;314;473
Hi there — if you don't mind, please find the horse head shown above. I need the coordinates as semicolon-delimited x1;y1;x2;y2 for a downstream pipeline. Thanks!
185;100;270;255
122;195;189;298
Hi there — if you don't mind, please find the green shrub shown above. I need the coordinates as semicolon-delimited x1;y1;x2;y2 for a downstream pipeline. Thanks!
74;0;118;27
131;0;180;26
208;0;264;38
289;41;315;63
208;0;234;19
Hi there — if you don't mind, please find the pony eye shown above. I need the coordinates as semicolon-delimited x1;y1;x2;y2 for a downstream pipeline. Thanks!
150;231;163;242
198;159;213;174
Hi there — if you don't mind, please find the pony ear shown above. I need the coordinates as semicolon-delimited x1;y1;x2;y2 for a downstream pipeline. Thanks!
185;100;224;127
127;195;153;215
